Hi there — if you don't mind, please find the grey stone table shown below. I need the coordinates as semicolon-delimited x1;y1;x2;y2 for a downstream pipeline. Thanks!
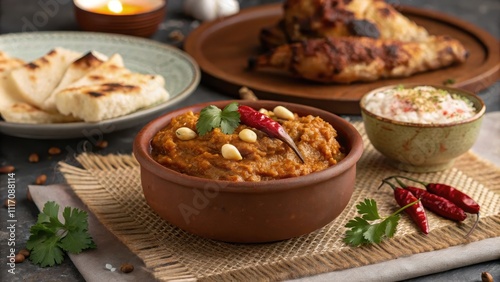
0;0;498;281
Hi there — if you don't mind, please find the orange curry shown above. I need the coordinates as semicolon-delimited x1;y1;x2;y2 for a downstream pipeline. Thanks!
151;111;345;181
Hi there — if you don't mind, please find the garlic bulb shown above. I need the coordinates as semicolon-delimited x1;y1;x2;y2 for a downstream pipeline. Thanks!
184;0;240;22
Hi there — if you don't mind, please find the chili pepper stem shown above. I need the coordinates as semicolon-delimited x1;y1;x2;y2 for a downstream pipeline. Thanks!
383;175;428;187
465;212;480;238
393;177;409;188
389;198;421;218
279;136;305;163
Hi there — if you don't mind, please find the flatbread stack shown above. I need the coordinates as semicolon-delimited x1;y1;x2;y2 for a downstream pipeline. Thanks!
0;47;169;123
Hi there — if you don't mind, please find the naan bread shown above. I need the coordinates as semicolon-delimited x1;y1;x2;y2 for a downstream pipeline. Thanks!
55;54;169;122
0;51;26;111
1;102;80;124
0;49;82;123
43;51;110;111
0;51;25;73
6;47;81;109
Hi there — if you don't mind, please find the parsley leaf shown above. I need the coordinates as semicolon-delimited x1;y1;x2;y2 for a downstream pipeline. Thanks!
28;235;64;267
60;206;95;253
357;198;380;220
344;217;370;246
27;201;95;267
196;105;221;135
196;103;240;135
220;103;241;134
442;78;456;85
344;198;418;247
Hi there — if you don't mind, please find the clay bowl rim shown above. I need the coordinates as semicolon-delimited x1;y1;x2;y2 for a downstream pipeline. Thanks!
133;100;364;193
74;0;166;17
359;83;486;128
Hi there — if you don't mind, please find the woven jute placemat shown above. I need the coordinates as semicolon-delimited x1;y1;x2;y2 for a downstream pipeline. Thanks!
58;123;500;281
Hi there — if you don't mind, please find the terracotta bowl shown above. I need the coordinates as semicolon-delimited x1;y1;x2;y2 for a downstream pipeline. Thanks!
133;100;363;243
74;0;166;38
360;84;486;173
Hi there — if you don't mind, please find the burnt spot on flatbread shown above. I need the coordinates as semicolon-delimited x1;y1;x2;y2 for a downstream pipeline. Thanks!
26;62;39;70
47;49;57;56
102;83;138;91
25;56;50;70
102;83;125;88
39;57;49;64
89;75;105;81
87;91;104;97
108;64;122;71
85;83;139;98
74;52;105;67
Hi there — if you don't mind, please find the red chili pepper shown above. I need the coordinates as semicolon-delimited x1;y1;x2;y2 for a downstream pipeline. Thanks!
381;180;429;234
386;175;480;237
393;178;467;222
238;105;305;162
426;183;480;214
387;175;480;214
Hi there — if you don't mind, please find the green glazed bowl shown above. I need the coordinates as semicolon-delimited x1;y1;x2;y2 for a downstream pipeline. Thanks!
360;84;486;173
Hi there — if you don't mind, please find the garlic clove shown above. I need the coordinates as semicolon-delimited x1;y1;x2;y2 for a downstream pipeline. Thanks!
184;0;240;22
215;0;240;18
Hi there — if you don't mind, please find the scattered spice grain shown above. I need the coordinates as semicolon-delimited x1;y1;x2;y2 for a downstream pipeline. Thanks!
481;272;494;282
28;153;39;163
19;249;30;258
96;140;108;149
4;198;15;208
168;30;184;42
120;263;134;273
0;165;15;174
15;254;25;263
48;147;61;155
35;174;47;185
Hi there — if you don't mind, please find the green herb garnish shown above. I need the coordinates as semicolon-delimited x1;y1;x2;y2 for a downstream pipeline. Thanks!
26;201;96;267
443;78;456;85
196;102;240;135
344;198;416;246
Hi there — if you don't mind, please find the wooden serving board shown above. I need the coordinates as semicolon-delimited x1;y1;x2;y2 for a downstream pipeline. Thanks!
184;3;499;115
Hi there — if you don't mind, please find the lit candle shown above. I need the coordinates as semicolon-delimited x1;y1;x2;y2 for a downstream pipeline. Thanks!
91;0;149;15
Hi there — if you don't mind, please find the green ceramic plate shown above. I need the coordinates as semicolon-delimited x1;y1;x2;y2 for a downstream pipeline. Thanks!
0;31;200;139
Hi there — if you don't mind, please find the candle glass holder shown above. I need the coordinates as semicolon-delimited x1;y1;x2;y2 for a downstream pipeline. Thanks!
74;0;167;38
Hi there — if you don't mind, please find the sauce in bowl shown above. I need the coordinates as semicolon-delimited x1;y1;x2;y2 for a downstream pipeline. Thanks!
363;85;476;124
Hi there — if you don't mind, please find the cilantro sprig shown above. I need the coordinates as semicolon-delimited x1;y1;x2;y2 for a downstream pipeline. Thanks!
344;198;418;246
26;201;96;267
196;102;240;135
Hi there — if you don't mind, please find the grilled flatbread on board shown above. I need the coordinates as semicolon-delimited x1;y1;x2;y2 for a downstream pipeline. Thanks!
43;51;110;112
6;47;82;109
55;54;169;122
